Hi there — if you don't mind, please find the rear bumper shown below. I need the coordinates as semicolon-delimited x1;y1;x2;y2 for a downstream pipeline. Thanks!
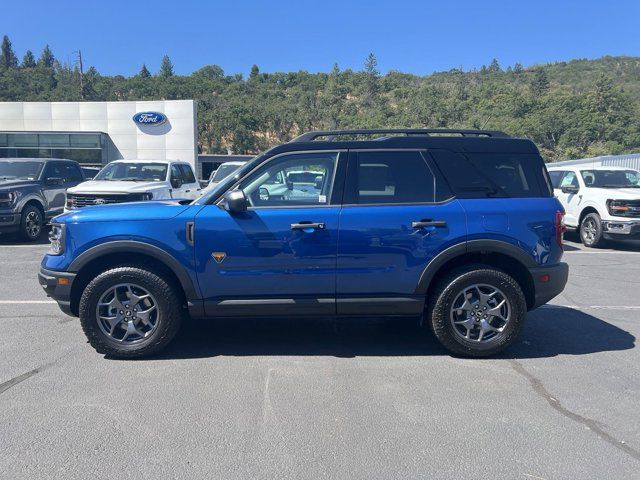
602;220;640;238
38;267;76;316
529;262;569;310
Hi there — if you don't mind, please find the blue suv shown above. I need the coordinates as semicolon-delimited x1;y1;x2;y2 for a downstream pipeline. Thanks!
39;129;569;358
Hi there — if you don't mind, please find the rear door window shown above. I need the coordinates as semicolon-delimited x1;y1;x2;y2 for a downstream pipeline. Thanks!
430;150;550;198
344;150;451;204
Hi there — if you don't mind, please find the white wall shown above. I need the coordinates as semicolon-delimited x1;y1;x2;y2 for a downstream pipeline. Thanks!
0;100;198;168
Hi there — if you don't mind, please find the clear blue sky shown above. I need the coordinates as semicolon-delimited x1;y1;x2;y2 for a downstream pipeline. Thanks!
2;0;639;76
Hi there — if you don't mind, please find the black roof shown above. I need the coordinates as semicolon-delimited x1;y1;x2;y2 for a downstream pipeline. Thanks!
267;129;539;156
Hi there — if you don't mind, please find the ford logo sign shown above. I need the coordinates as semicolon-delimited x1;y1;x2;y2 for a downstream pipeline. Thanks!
133;111;167;126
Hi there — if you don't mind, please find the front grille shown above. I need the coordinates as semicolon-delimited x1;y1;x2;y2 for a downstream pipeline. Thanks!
68;193;148;208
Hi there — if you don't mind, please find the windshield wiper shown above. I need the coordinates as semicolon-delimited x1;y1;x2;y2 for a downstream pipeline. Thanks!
602;184;640;188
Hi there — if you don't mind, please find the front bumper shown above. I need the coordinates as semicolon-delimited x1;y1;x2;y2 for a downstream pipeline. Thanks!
38;267;77;316
602;220;640;237
529;262;569;310
0;211;20;233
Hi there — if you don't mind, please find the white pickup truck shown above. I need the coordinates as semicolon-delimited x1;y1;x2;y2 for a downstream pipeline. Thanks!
547;165;640;247
65;159;201;210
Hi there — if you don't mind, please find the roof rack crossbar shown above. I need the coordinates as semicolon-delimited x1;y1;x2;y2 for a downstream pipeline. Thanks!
291;128;509;143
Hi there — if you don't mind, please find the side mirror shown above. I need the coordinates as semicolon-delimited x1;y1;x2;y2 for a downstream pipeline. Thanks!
171;177;183;189
223;190;248;213
561;185;579;194
46;177;64;186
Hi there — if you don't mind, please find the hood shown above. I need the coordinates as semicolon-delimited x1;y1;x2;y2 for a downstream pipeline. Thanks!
54;200;192;224
0;179;39;190
67;180;168;194
591;187;640;199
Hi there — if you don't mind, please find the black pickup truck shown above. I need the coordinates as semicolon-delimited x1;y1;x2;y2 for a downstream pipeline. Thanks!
0;158;85;241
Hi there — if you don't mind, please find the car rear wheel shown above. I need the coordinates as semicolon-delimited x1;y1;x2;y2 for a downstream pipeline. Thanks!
580;212;605;248
427;266;527;357
79;266;184;358
20;205;43;241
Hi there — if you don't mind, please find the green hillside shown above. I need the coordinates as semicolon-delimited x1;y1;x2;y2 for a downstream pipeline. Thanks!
1;36;639;162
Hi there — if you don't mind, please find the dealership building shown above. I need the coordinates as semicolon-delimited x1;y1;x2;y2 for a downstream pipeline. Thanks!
0;99;240;179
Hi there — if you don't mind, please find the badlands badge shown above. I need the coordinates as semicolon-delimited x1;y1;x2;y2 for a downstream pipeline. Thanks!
212;252;227;263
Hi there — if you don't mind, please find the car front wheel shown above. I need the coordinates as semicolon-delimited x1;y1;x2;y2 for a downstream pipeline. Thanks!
427;266;527;357
20;205;43;241
79;266;184;358
580;212;605;248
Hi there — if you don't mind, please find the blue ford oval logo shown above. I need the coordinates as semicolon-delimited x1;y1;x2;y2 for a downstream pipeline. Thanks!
133;111;167;126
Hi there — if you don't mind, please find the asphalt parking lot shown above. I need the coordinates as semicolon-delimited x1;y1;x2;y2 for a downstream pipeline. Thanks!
0;234;639;479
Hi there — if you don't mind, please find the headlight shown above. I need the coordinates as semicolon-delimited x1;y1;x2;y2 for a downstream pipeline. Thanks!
608;200;632;216
48;223;66;255
0;191;17;207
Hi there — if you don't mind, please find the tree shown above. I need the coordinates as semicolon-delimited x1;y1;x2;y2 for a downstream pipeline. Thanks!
139;64;151;78
159;55;173;77
531;69;550;97
362;53;379;108
37;45;55;68
0;35;18;69
21;50;36;68
249;64;260;80
488;58;501;73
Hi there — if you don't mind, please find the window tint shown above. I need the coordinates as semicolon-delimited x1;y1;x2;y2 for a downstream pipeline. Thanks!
178;164;196;183
240;152;338;207
431;150;549;198
59;163;83;182
548;170;564;189
346;151;448;204
560;171;579;188
170;165;182;181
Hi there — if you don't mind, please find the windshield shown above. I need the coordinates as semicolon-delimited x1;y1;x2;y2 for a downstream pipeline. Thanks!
210;164;243;183
581;169;640;188
94;162;168;182
0;161;44;181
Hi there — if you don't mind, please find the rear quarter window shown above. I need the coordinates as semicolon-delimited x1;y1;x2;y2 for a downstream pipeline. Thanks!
430;150;551;198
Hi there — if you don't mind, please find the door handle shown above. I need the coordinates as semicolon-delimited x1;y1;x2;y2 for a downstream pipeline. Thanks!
185;190;191;193
291;222;325;231
412;220;447;229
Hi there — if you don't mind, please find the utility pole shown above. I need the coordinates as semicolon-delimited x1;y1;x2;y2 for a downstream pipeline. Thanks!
74;50;84;100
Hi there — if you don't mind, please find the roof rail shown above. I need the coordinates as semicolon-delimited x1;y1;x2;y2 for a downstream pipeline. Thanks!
291;128;509;143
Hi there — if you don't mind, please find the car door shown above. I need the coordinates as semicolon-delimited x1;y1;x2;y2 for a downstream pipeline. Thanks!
168;164;188;199
41;162;69;215
556;170;582;226
336;149;467;316
177;164;201;199
194;150;344;317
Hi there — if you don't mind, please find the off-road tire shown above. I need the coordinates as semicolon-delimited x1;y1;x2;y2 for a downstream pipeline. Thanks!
426;266;527;357
19;205;44;241
79;266;184;358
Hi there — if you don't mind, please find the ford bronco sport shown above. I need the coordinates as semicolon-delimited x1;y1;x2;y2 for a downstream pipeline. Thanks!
39;129;569;358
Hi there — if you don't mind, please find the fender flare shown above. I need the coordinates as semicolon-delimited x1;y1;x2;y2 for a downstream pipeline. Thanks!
68;240;199;301
414;239;536;295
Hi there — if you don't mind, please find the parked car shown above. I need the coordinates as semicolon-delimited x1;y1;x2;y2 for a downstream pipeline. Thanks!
0;158;84;241
40;128;568;358
65;159;201;210
547;165;640;247
200;161;247;193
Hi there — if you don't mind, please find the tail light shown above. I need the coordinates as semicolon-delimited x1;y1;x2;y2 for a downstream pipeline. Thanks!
555;210;567;248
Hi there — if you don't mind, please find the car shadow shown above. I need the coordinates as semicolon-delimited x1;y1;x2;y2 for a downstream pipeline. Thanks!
0;231;50;246
130;306;635;361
